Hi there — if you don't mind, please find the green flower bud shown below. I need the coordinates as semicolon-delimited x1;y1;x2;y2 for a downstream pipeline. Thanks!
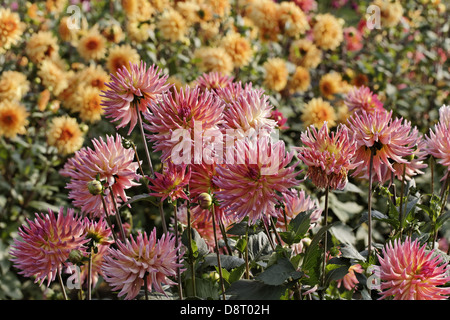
198;192;212;209
87;180;103;195
68;249;84;264
122;138;133;149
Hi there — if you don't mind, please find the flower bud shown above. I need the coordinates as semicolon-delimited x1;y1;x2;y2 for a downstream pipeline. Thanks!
198;192;212;209
87;180;103;195
68;249;84;264
122;138;133;149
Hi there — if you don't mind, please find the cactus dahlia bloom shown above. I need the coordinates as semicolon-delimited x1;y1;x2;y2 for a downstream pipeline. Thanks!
101;61;171;135
426;105;450;176
193;71;234;92
148;161;191;202
222;86;277;134
295;122;360;190
213;136;299;224
344;85;384;115
377;237;450;300
61;134;140;217
102;229;183;300
9;207;87;286
144;85;224;164
347;110;419;183
276;189;323;231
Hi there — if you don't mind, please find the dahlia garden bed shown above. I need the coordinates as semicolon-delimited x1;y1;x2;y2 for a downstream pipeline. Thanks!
0;0;449;303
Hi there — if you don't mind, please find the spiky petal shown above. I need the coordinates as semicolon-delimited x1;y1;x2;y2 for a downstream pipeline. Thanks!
377;237;450;300
61;134;140;217
213;136;300;224
295;122;360;190
9;207;87;286
347;110;419;183
102;229;183;300
101;61;171;135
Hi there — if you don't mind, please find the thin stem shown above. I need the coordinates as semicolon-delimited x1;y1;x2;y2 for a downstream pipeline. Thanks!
212;205;226;300
159;200;168;234
109;187;127;242
173;203;183;300
367;150;375;259
321;186;330;288
144;273;149;300
87;250;92;300
101;196;118;244
186;204;196;297
263;218;276;251
245;221;250;279
398;163;406;237
218;219;233;256
430;157;435;197
136;106;154;178
58;268;68;300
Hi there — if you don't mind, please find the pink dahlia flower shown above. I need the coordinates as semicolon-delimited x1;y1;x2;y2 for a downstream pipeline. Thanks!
102;229;183;300
148;161;190;202
9;207;87;286
193;71;234;92
426;105;450;175
344;85;384;115
101;61;171;135
343;27;363;52
222;86;277;134
337;264;364;291
377;237;450;300
347;110;420;183
295;122;360;190
380;137;428;185
276;189;322;230
144;85;224;164
61;134;140;217
213;136;300;224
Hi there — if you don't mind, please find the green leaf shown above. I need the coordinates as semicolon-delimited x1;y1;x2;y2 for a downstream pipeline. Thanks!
256;257;303;286
247;231;272;262
302;223;335;286
226;279;287;300
203;254;245;270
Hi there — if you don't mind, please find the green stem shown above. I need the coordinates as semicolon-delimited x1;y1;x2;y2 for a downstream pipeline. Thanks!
101;196;119;244
398;163;406;237
159;200;168;234
321;185;330;289
367;150;375;259
87;251;92;300
245;221;250;279
109;187;127;242
136;105;155;178
212;205;226;300
173;203;183;300
186;204;196;297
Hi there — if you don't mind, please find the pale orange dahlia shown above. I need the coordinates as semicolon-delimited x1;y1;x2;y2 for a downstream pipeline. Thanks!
0;8;25;53
301;98;337;129
46;115;84;156
0;100;29;138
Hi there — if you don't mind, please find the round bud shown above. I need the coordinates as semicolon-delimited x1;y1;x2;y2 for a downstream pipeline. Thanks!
68;249;84;264
198;192;212;209
87;180;103;195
